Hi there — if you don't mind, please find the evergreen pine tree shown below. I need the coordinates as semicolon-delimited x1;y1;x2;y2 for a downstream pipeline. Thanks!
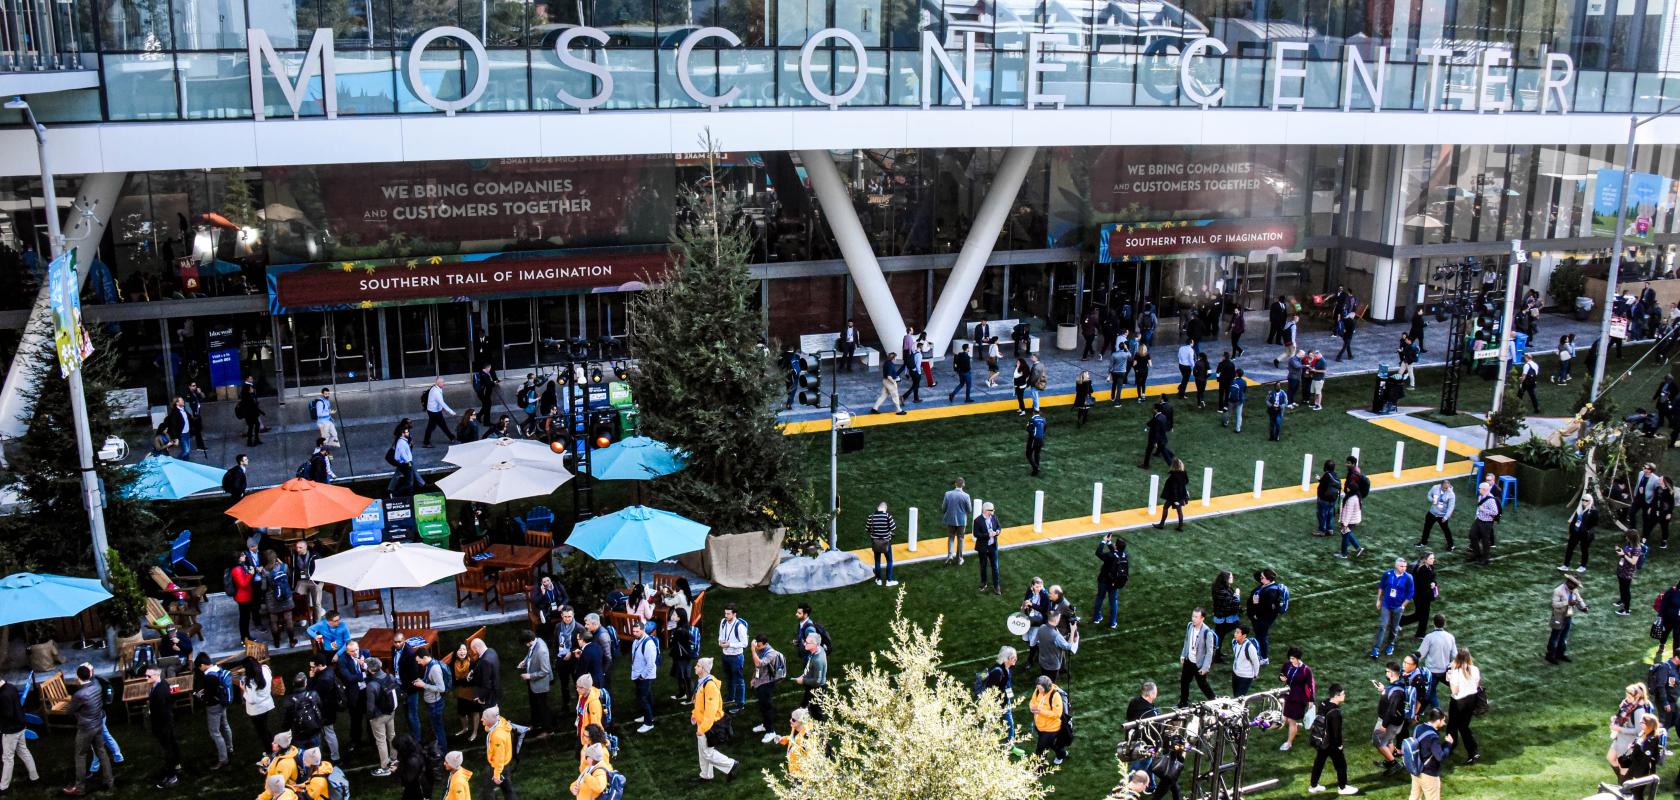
628;141;823;541
0;319;164;578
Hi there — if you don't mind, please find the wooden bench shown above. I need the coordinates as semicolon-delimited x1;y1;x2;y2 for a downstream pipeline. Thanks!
34;672;75;729
797;333;880;367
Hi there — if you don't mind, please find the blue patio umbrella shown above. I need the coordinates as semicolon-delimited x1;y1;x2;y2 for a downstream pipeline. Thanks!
586;436;687;481
0;572;111;627
567;505;710;582
123;455;226;500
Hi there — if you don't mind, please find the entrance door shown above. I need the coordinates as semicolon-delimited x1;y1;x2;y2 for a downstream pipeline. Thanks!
494;298;539;373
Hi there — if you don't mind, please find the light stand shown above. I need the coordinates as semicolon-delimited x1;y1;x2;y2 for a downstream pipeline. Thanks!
1434;258;1482;416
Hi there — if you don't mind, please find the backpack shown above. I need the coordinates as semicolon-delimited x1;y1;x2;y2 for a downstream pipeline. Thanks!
373;677;398;715
810;621;835;655
597;687;614;725
211;669;235;706
418;389;430;411
594;767;627;800
768;651;788;682
295;460;312;479
1355;472;1371;499
1400;727;1435;776
427;660;452;692
384;447;400;468
1112;551;1131;589
1379;685;1408;727
326;766;351;800
508;720;530;757
972;667;996;699
422;740;447;785
290;690;323;734
1307;704;1330;750
1054;687;1075;746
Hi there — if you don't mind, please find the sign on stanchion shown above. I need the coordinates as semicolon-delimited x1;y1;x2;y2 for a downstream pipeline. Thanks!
1148;475;1160;515
908;507;919;552
1301;453;1313;492
1033;490;1044;533
1253;461;1264;498
1393;442;1405;478
1436;435;1448;471
1201;468;1213;507
1091;482;1103;523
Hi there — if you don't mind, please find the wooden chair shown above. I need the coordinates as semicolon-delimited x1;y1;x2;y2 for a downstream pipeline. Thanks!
443;626;489;668
463;539;489;558
495;573;530;612
689;589;708;630
455;568;496;610
33;673;75;729
120;677;150;722
392;610;432;631
524;531;554;550
649;573;680;595
602;610;640;644
352;590;385;618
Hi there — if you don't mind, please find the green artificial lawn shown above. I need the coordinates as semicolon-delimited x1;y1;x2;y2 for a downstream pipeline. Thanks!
48;341;1678;800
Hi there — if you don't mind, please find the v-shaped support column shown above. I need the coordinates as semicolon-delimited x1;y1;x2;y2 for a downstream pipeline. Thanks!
798;150;907;352
923;146;1036;355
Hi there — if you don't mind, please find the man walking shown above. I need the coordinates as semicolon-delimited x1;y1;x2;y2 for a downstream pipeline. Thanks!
1370;558;1414;659
1223;369;1247;432
974;502;1002;594
517;630;552;735
866;502;898;586
1400;552;1439;639
1027;354;1047;412
1140;403;1172;468
63;664;114;796
1215;352;1236;412
792;633;829;716
0;674;38;793
1091;534;1129;628
363;658;399;776
1546;573;1588;663
1468;481;1500;566
1108;342;1132;405
942;478;972;566
1247;569;1287;663
1315;460;1340;536
1419;481;1456;550
1230;627;1260;697
388;421;419;497
629;624;659;735
1026;409;1047;476
869;352;905;416
421;377;457;447
482;707;515;800
717;605;750;710
1176;341;1196;399
1267;295;1288;345
1407;709;1454;800
691;659;737;783
1417;615;1456;709
1307;684;1355;795
473;363;498;422
749;636;786;743
222;454;249;500
1178;608;1217;707
948;343;974;403
194;654;234;770
312;388;341;448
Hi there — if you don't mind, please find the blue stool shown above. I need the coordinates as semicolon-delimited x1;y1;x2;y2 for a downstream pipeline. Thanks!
1497;475;1518;508
1471;460;1486;486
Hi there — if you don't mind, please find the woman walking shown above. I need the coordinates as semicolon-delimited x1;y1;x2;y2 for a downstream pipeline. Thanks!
452;642;480;741
1644;476;1674;549
1278;646;1315;751
668;607;698;703
1073;370;1095;427
1192;352;1210;408
240;654;275;746
1155;459;1189;531
1609;683;1653;783
230;552;261;644
1210;571;1241;657
1615;531;1643;615
1012;357;1030;415
1444;647;1482;765
262;550;298;648
1553;333;1577;384
1133;344;1152;405
1619;715;1664;799
455;409;480;443
1337;462;1367;559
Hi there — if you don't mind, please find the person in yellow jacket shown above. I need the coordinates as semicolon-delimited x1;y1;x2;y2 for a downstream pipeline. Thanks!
575;675;604;742
569;744;611;800
258;774;298;800
299;748;335;800
482;707;516;799
778;707;812;779
261;732;300;785
691;658;738;782
579;724;614;775
444;751;473;800
1029;676;1068;764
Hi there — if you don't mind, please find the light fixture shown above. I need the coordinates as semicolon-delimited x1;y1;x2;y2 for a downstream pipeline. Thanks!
3;96;28;110
613;362;630;381
590;367;604;384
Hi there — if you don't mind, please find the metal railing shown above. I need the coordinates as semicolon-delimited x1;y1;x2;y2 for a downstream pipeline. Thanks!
0;0;86;72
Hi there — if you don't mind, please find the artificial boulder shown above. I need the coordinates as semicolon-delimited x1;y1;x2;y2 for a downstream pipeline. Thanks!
678;529;786;588
769;549;874;595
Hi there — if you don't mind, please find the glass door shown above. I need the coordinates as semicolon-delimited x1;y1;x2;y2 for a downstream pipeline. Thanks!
329;310;371;384
435;304;474;375
397;306;436;381
495;298;538;372
286;312;333;388
537;295;580;366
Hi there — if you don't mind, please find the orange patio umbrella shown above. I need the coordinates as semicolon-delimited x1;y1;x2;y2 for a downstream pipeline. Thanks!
225;478;375;530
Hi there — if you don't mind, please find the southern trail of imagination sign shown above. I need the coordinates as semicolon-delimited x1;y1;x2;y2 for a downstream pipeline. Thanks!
248;26;1582;120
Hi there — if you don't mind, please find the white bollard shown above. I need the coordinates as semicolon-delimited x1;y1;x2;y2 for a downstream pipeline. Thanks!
1202;467;1213;507
1092;482;1103;524
1436;435;1448;471
907;506;918;552
1393;441;1405;479
1301;453;1314;492
1350;446;1361;464
1148;474;1160;515
1253;460;1265;498
1033;490;1045;533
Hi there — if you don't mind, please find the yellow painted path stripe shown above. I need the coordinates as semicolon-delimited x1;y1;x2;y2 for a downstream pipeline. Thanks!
1367;415;1484;457
781;379;1241;435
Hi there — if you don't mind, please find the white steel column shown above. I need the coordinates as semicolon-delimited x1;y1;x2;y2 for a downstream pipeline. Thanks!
924;146;1037;354
0;171;126;439
798;149;907;351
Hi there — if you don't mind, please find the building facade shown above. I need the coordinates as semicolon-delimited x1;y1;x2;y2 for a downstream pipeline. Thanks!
2;0;1680;404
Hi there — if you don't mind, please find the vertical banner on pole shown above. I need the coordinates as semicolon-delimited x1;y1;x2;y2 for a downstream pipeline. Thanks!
1350;446;1361;464
1436;435;1448;471
1253;460;1265;498
1033;490;1045;533
907;507;918;552
1148;475;1159;515
1393;442;1405;478
1091;482;1103;523
1202;467;1213;507
1301;453;1314;492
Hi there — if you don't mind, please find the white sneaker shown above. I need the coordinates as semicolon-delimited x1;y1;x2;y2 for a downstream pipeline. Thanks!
1338;786;1360;795
1308;786;1326;794
1557;565;1568;571
1576;566;1587;573
636;724;654;734
886;580;899;587
1279;741;1291;751
634;716;647;724
762;732;780;744
874;579;883;586
752;725;766;733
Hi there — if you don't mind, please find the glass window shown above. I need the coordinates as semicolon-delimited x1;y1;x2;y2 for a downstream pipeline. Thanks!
467;50;532;111
722;49;777;108
1224;55;1263;107
461;0;531;46
1088;54;1135;106
396;49;467;114
245;0;317;49
101;0;173;51
1573;69;1607;113
334;51;399;115
171;0;246;49
103;53;181;120
1602;70;1634;113
179;52;254;119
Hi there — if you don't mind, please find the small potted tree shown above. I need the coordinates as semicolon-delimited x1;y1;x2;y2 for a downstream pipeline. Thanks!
104;549;150;653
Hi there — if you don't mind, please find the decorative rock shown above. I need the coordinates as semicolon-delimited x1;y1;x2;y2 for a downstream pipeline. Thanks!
769;549;874;595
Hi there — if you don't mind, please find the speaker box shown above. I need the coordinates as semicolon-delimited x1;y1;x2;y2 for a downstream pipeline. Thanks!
840;429;865;453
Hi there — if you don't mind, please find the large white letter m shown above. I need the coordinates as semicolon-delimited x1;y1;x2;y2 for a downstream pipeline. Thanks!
248;27;337;120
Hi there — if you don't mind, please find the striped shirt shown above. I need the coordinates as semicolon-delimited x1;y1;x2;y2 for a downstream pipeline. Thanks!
865;511;897;543
1475;494;1500;522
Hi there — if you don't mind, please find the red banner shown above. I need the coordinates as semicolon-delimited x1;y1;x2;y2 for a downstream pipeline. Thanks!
271;250;671;312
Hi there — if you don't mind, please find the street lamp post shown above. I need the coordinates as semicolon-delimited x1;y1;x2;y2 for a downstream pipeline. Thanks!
1590;103;1680;402
7;95;113;589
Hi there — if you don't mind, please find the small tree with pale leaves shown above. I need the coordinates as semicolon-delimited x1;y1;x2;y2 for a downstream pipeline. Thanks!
766;591;1053;800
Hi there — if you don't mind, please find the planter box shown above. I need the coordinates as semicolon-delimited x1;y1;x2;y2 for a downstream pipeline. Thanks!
677;528;786;589
1514;461;1581;506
